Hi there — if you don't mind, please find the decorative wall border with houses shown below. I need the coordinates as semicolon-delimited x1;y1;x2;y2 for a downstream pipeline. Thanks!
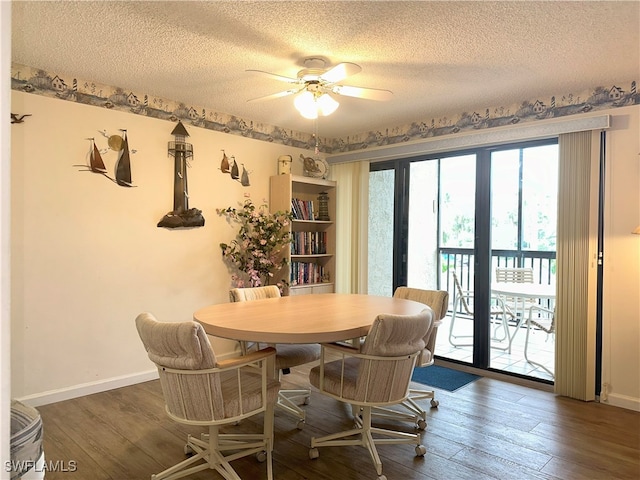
10;63;319;152
10;63;637;155
330;81;638;153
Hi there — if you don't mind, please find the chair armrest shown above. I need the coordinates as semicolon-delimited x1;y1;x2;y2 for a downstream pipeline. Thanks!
527;304;554;317
216;346;277;369
321;343;420;363
321;342;361;356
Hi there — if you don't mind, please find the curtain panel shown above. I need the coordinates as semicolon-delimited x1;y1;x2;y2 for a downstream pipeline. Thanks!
555;130;600;400
330;161;369;294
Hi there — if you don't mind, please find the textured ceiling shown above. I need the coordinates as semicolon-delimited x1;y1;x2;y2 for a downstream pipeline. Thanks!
11;1;640;139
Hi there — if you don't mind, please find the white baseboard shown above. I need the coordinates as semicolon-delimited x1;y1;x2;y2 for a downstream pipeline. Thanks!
15;350;240;408
15;369;160;407
601;392;640;412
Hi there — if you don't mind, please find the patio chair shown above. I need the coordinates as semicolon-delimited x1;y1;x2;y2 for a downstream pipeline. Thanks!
448;272;514;351
135;312;280;480
524;304;555;378
308;310;432;480
372;287;448;430
495;266;534;283
495;266;535;319
230;286;321;429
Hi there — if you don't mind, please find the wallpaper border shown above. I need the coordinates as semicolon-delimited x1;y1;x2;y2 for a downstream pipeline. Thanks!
10;63;637;155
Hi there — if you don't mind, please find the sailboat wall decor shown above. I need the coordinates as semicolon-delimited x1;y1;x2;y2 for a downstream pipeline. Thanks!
158;121;205;229
75;130;135;187
74;137;109;176
114;129;133;187
220;150;230;173
87;138;107;173
218;150;250;187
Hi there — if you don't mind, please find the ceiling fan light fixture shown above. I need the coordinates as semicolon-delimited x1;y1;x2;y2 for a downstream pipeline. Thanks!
294;91;319;119
294;90;339;119
317;93;339;116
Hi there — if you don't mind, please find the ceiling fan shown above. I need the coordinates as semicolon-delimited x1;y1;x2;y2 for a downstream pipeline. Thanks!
246;58;392;118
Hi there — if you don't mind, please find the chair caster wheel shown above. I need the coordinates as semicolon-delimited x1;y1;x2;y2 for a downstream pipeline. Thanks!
309;447;319;459
184;444;194;456
415;444;427;456
256;451;267;463
430;399;439;408
296;419;305;430
416;419;427;430
303;396;311;405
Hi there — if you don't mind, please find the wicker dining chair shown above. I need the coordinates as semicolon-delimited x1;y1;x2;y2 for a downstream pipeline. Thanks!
371;287;448;430
229;286;321;429
308;310;433;480
135;312;280;480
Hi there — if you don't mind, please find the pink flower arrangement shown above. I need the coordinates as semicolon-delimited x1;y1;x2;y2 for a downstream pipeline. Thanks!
217;200;293;288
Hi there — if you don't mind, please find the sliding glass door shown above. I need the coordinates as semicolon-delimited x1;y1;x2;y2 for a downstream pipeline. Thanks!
368;139;558;382
489;143;557;378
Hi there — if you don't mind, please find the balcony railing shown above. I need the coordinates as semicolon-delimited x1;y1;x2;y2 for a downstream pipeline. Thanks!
439;247;556;312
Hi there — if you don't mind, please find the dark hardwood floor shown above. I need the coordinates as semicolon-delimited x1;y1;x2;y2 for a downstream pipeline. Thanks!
37;361;640;480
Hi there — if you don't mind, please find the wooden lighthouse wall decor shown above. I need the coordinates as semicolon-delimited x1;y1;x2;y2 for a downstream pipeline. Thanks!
157;121;205;229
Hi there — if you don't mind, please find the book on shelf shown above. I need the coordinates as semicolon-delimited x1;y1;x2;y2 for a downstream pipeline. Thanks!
290;261;325;286
291;198;315;221
292;231;327;255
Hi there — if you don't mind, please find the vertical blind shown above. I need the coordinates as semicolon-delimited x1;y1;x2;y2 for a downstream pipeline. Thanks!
555;130;598;400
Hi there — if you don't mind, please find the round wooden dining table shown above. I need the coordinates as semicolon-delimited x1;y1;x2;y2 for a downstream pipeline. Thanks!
193;293;429;345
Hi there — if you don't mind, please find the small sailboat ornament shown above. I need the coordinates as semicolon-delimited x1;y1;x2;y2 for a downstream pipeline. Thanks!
74;137;108;177
87;137;107;173
240;164;250;186
114;129;133;187
230;156;239;180
220;150;230;173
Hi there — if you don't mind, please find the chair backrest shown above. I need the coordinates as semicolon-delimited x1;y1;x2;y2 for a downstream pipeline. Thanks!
495;267;534;283
229;286;281;354
229;285;281;302
393;287;448;321
135;312;226;422
393;287;449;366
452;271;473;315
356;310;433;403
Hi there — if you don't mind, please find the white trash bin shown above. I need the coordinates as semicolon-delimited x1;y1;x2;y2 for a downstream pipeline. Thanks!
10;400;44;480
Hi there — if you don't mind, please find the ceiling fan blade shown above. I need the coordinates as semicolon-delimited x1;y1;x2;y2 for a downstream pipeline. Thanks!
247;88;301;103
320;62;362;83
332;84;393;101
246;69;299;84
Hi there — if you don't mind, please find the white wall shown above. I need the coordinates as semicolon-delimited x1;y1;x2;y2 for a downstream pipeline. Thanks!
600;106;640;410
10;91;310;404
